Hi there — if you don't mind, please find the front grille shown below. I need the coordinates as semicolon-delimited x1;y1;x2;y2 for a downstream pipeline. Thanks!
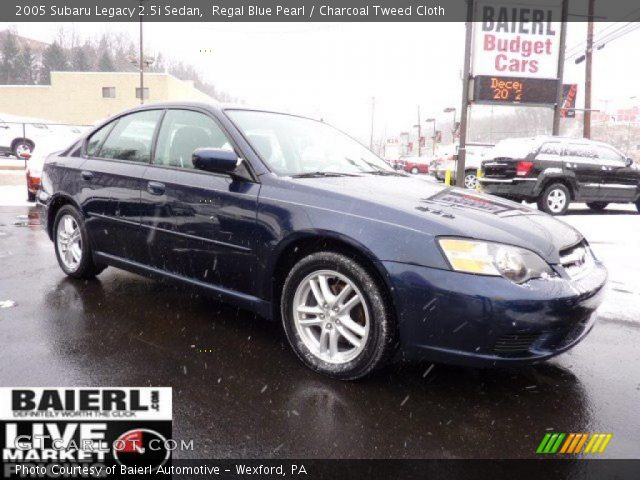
493;333;540;356
560;242;594;279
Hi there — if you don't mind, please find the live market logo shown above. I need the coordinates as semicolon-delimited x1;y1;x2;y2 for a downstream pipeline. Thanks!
0;387;172;477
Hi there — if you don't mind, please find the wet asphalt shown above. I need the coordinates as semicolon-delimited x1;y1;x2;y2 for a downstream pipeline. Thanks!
0;205;639;459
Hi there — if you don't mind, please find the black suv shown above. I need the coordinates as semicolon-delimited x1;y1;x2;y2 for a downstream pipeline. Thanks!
478;136;640;215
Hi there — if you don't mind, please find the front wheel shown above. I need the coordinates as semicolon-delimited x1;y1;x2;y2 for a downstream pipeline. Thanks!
411;167;419;175
587;202;608;211
53;205;106;279
538;183;570;215
281;252;396;380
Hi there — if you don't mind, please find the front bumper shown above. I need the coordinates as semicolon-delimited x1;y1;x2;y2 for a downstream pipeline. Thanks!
384;260;607;367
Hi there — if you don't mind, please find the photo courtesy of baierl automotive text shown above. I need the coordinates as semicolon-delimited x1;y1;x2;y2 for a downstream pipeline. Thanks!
0;0;638;479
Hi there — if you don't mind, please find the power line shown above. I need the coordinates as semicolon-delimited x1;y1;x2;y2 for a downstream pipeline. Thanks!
565;20;640;62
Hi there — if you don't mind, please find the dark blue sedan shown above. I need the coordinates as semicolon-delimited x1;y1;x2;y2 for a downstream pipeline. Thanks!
37;102;607;379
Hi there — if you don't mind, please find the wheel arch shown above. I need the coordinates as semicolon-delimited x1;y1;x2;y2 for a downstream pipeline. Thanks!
46;194;83;240
536;174;577;200
268;231;398;325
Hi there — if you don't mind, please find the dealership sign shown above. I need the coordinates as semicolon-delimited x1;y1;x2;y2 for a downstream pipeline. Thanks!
0;387;173;476
472;1;562;79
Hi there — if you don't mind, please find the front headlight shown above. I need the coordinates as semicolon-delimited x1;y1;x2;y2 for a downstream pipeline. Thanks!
438;238;554;284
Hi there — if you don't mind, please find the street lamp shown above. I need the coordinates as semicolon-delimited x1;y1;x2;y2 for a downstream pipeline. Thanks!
443;107;457;142
425;118;436;156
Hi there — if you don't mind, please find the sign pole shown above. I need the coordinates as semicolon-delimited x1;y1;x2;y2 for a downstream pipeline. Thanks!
456;0;474;188
552;0;569;135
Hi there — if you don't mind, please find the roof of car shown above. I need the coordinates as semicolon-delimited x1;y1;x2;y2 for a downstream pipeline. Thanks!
496;135;618;148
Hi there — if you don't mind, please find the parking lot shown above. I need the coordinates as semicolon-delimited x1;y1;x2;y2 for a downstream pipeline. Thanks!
1;168;638;459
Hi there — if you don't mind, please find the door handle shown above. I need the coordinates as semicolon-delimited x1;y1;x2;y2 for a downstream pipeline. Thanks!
147;181;166;195
80;171;94;181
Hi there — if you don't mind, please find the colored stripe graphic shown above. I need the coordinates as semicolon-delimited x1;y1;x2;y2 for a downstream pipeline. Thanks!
536;433;552;454
537;433;612;454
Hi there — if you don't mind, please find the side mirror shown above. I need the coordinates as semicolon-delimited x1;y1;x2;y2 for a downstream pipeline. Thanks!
192;148;240;174
626;157;634;167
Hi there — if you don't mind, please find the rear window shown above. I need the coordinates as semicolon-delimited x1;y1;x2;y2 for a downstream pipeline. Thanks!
487;139;538;160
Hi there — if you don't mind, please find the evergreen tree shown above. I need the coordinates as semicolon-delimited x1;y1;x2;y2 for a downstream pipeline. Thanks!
0;31;20;84
98;50;115;71
15;44;35;84
41;42;68;84
72;46;91;71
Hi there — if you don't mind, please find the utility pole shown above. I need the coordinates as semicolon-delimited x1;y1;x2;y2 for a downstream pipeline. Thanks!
425;118;436;156
552;0;568;135
455;0;474;187
139;0;144;105
417;106;422;157
369;96;375;151
583;0;595;138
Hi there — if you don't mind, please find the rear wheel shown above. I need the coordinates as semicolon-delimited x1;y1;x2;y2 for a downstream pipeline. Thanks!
12;139;34;158
538;183;570;215
281;252;396;380
53;205;106;279
463;170;478;189
586;202;608;211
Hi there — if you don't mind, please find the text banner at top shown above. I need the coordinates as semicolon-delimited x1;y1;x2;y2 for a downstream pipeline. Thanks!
3;0;638;22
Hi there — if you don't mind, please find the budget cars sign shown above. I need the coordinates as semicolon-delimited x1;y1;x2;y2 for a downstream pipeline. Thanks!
472;1;562;79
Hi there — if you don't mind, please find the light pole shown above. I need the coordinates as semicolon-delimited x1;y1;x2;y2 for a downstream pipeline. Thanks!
425;118;436;156
139;0;144;105
413;106;422;157
443;107;457;143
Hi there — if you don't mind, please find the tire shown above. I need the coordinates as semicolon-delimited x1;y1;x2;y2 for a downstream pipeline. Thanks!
586;202;608;211
537;183;570;215
281;251;396;380
463;170;478;190
53;205;106;279
12;139;34;158
411;167;419;175
636;199;640;214
27;189;36;202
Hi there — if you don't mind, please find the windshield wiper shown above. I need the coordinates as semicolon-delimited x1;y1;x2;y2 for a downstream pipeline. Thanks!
290;171;361;178
362;170;405;176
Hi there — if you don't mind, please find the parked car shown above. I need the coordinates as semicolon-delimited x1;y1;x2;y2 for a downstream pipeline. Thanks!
479;136;640;215
403;156;430;174
0;116;48;157
432;144;492;189
38;103;607;379
26;136;81;202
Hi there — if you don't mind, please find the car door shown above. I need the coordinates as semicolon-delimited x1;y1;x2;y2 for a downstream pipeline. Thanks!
562;142;603;201
140;108;261;294
81;109;163;263
593;144;639;202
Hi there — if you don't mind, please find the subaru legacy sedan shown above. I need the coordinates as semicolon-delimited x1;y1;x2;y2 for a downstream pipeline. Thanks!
37;103;607;379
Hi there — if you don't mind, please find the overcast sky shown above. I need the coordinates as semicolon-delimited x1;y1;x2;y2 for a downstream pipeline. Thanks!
2;21;639;143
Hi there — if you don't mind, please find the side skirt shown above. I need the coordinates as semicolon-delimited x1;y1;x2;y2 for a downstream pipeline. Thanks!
94;251;273;320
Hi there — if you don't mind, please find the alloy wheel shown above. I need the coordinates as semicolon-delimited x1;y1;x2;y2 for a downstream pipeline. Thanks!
292;270;370;364
56;214;82;272
546;188;567;214
464;173;477;189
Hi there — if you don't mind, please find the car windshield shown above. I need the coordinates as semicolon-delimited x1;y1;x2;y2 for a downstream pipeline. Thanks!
226;110;395;176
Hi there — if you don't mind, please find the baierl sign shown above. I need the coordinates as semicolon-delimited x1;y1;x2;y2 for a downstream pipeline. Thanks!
472;1;562;79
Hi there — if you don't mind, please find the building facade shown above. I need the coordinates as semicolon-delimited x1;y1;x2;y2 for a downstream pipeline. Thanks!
0;71;215;125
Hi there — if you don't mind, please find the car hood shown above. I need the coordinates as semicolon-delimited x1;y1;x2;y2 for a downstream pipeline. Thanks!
286;175;583;263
